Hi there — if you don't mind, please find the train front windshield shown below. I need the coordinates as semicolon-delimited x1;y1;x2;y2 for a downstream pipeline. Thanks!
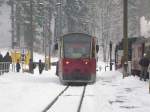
63;34;91;59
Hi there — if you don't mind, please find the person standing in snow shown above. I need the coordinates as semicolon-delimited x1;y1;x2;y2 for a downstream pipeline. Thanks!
3;52;12;72
38;59;44;74
139;54;149;81
16;59;21;72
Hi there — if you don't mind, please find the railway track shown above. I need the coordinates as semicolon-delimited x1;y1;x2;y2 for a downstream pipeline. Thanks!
42;85;87;112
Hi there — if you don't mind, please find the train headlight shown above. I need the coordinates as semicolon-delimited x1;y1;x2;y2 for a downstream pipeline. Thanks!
85;61;88;65
65;61;70;65
83;59;89;65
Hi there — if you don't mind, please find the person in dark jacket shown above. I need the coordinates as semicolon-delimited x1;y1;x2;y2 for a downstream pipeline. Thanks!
0;52;3;75
3;52;12;62
38;59;44;74
3;52;12;72
0;52;3;61
16;59;21;72
139;54;149;81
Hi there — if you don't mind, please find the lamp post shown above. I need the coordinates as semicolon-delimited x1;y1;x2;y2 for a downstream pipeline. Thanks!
123;0;128;78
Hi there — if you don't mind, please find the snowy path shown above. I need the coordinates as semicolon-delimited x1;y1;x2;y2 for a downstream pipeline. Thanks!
0;62;150;112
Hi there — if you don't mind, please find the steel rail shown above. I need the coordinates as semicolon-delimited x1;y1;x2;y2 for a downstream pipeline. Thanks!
77;85;87;112
42;86;69;112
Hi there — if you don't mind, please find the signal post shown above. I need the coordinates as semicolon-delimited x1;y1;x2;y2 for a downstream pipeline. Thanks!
123;0;128;78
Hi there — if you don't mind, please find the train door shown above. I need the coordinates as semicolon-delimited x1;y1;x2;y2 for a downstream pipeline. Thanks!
91;37;96;79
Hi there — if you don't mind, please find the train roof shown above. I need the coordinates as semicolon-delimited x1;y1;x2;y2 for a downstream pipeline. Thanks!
133;37;146;44
117;37;139;49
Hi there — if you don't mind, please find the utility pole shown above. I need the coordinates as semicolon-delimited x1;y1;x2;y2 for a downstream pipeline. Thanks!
10;0;15;49
123;0;128;78
16;2;21;48
48;0;51;69
29;0;33;60
110;41;112;71
101;2;106;62
59;0;62;37
115;45;118;70
56;0;62;39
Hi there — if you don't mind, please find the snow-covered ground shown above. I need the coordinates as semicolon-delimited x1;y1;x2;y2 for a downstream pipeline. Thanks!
0;56;150;112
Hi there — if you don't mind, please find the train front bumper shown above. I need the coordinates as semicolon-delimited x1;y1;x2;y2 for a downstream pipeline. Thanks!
60;73;96;83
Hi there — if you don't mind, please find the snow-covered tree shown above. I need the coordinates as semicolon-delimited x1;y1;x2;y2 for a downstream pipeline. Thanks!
7;0;55;53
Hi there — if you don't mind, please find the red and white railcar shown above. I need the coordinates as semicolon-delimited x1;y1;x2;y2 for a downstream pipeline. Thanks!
56;33;98;84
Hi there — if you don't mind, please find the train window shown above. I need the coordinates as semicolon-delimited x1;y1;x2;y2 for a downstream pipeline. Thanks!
63;34;91;59
64;43;90;58
145;45;150;59
54;43;58;50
